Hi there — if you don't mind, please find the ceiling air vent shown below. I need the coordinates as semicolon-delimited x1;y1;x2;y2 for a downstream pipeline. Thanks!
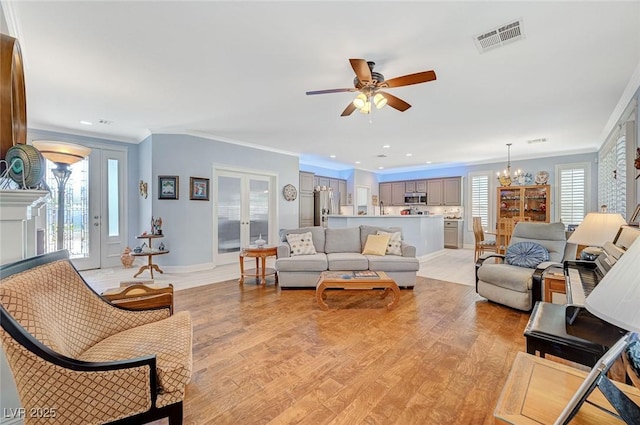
474;19;524;53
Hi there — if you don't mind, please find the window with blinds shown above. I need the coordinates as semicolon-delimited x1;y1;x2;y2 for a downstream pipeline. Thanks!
599;134;626;217
556;163;589;228
469;173;491;230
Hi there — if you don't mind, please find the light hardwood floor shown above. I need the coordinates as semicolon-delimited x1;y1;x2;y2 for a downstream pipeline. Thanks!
82;248;535;425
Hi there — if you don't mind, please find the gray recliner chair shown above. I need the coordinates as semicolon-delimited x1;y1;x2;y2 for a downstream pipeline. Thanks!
475;222;576;311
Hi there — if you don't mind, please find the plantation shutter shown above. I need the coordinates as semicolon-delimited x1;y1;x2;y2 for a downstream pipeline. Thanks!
471;174;490;229
558;166;586;227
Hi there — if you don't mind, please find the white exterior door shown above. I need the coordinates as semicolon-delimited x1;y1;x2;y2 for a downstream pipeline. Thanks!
45;147;126;270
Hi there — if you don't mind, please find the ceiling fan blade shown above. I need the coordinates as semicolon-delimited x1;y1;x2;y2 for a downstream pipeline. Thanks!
384;70;437;88
306;88;355;95
341;103;357;116
379;91;411;112
349;59;372;84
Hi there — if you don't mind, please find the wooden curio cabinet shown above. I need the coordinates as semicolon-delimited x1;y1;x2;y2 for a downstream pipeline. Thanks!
497;185;550;223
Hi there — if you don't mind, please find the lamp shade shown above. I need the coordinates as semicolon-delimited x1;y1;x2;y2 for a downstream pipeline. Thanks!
32;140;91;165
567;212;626;247
585;237;640;333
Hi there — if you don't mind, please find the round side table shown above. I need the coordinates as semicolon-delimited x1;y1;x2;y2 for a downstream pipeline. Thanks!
239;245;278;285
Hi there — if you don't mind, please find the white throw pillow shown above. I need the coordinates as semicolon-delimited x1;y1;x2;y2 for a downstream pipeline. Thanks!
377;231;402;255
286;231;317;256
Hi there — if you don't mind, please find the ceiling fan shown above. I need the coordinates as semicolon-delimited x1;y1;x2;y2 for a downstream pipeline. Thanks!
306;59;437;116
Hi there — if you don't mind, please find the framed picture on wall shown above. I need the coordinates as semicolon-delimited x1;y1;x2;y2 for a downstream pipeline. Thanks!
629;204;640;226
158;175;179;200
190;177;210;201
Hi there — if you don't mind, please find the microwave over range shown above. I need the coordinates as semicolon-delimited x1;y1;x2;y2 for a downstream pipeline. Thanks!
404;192;427;205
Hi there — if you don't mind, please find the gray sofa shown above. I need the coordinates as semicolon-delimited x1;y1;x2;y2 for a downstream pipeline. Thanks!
275;225;419;288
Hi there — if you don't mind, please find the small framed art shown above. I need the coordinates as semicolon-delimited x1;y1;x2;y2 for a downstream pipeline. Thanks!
158;175;179;200
190;177;210;201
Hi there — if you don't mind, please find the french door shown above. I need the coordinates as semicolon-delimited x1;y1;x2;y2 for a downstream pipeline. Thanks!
44;147;126;270
215;169;274;265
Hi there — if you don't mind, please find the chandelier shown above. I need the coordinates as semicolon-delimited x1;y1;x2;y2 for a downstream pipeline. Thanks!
496;143;521;187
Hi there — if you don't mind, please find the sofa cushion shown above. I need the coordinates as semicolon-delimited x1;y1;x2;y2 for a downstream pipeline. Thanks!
280;226;325;253
362;234;390;255
286;231;317;256
327;252;369;270
367;255;420;272
377;231;403;255
78;311;193;393
275;253;328;272
505;241;549;268
359;225;402;250
325;227;361;253
477;263;533;293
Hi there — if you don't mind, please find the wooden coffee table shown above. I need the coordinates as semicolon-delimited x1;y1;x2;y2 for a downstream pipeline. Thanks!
316;271;401;310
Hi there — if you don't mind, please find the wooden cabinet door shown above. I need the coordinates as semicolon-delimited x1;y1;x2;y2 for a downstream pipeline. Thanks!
405;181;416;192
379;183;392;206
443;178;461;205
427;179;443;205
317;177;330;188
391;182;406;205
416;180;427;192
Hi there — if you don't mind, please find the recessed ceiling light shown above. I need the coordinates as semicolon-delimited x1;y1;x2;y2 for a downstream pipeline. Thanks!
406;153;413;157
426;161;432;164
378;166;384;170
382;144;390;149
80;120;93;126
330;154;336;158
355;161;361;164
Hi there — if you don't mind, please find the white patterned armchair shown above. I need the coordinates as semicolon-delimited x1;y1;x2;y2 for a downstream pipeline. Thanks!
0;250;192;424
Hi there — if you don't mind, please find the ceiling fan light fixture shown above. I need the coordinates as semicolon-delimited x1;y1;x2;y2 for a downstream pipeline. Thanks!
353;93;367;109
359;101;371;114
374;93;387;109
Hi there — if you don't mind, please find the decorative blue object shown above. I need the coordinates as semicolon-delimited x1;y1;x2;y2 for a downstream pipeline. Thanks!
341;274;352;279
626;334;640;381
505;241;550;268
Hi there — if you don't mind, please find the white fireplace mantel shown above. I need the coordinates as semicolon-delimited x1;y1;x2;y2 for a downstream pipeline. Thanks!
0;189;49;265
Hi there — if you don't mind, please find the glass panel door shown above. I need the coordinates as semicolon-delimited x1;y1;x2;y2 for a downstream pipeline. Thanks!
215;170;274;265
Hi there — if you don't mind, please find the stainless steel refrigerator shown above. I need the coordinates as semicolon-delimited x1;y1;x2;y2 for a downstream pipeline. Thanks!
314;188;340;227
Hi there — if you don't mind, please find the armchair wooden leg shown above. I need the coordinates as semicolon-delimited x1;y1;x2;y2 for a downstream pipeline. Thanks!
168;402;183;425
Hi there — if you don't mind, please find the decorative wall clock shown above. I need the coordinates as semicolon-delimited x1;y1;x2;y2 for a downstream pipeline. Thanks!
283;184;297;201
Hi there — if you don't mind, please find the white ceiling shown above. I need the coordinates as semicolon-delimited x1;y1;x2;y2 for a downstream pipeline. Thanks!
3;1;640;173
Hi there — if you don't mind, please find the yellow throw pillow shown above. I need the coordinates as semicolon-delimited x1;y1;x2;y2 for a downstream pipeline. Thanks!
362;234;390;256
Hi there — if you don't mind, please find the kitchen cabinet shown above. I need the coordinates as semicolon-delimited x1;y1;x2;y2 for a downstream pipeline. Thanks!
339;180;348;205
405;180;427;193
444;220;464;249
416;180;427;192
497;185;550;223
379;183;392;206
391;182;406;205
427;177;462;206
299;172;315;227
315;176;330;188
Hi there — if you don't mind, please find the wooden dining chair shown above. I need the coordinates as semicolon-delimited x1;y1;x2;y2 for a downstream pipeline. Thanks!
473;216;498;261
496;217;517;254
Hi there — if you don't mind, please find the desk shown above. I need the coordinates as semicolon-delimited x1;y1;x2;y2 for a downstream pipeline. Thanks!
495;352;640;424
239;245;277;285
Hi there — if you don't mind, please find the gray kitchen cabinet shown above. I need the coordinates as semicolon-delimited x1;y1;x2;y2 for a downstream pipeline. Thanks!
416;180;427;192
427;177;462;206
339;180;348;205
300;171;315;192
391;182;406;205
379;183;392;206
299;172;315;227
405;181;416;192
317;176;330;188
444;220;464;248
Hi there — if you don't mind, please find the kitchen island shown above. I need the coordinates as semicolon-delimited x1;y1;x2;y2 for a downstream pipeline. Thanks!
327;214;444;259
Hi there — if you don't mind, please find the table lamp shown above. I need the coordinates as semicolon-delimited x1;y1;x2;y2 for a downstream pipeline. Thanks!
567;212;626;260
555;237;640;424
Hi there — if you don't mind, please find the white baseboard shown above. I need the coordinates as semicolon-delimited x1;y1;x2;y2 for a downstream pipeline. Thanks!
160;262;215;274
417;249;446;262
